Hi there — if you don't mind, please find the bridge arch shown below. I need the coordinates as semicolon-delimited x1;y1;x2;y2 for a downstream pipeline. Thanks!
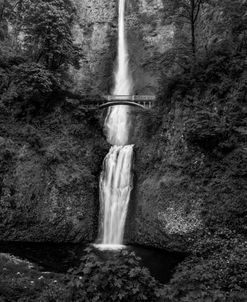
99;101;146;109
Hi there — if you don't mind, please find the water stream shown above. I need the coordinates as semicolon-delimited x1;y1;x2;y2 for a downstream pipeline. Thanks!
96;0;134;249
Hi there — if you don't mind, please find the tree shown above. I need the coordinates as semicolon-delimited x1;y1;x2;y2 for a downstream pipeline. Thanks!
0;0;83;117
173;0;208;58
1;62;61;117
19;0;80;70
159;0;210;72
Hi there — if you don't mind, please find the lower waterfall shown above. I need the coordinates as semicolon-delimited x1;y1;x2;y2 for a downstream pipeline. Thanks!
98;145;133;248
96;0;133;249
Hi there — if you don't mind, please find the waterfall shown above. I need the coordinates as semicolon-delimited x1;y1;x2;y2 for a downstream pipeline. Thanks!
96;0;134;249
105;0;133;146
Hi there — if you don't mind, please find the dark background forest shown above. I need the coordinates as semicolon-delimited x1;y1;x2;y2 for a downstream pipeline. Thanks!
0;0;247;301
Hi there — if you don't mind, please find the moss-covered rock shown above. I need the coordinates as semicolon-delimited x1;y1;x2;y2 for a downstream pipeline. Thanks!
0;107;108;242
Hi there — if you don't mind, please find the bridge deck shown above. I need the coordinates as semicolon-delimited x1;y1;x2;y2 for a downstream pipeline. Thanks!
103;95;156;101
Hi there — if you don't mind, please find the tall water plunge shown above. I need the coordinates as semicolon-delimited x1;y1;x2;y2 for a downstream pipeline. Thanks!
96;0;134;249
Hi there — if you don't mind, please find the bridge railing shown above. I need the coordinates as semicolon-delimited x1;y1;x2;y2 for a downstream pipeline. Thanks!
103;95;156;102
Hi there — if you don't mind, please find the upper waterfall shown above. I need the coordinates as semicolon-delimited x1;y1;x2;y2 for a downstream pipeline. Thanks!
104;0;133;146
113;0;132;96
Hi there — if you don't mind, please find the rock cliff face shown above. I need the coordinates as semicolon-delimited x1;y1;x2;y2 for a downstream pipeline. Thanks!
71;0;174;95
127;108;204;251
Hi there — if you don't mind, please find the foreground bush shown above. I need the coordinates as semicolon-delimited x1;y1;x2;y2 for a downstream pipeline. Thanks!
64;247;162;302
1;248;163;302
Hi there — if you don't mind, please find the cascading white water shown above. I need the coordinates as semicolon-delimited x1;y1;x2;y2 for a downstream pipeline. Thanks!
105;0;133;146
98;145;133;248
96;0;134;249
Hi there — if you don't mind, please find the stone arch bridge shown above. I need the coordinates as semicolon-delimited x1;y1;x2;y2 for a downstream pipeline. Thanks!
67;95;157;110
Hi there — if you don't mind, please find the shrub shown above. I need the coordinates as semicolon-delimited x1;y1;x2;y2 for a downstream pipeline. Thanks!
65;247;162;302
2;63;60;116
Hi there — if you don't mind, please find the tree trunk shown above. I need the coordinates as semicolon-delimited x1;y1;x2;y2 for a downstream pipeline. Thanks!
191;20;196;56
0;1;6;22
190;0;196;60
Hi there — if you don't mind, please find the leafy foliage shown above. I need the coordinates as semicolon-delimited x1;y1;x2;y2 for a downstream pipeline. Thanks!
19;0;80;70
65;248;162;302
1;63;61;117
0;0;82;117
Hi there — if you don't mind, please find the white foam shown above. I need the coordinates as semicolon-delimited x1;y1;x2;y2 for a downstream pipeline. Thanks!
93;244;127;251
